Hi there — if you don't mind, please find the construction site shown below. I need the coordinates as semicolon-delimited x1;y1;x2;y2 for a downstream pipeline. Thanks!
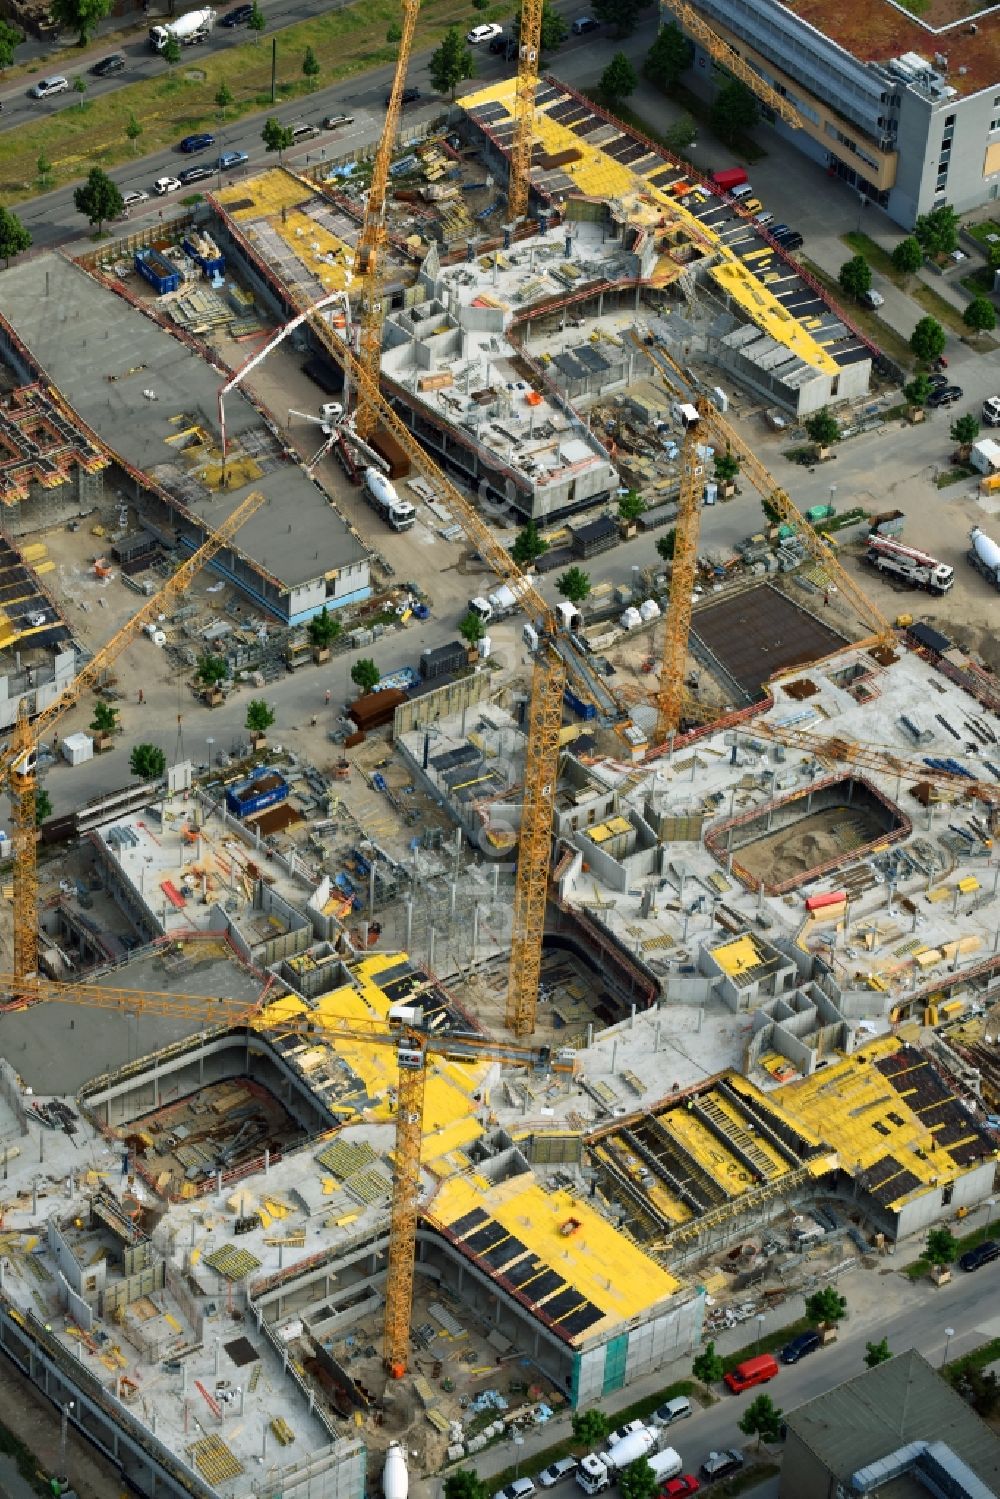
0;0;998;1493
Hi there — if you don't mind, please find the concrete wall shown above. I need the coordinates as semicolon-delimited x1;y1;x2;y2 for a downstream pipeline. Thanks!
895;1156;996;1239
779;1429;832;1499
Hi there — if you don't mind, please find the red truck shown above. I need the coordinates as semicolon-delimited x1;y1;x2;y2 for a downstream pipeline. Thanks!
711;167;749;193
723;1353;779;1393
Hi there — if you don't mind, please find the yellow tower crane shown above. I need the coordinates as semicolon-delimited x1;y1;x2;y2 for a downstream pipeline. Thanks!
0;972;570;1375
668;0;805;130
633;333;894;744
352;0;423;438
508;0;544;221
6;490;265;979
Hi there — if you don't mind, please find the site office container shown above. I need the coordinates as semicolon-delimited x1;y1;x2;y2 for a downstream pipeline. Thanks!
348;687;408;732
723;1352;779;1393
711;167;749;192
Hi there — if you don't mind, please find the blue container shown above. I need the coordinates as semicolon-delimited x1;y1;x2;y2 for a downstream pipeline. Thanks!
563;687;596;721
134;248;181;295
225;768;288;819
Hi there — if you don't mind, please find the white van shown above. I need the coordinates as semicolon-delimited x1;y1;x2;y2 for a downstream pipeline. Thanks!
29;75;69;98
648;1450;683;1484
730;181;755;200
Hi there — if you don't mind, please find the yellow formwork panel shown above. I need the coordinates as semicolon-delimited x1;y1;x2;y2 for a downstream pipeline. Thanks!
712;934;764;975
215;166;354;293
432;1174;679;1328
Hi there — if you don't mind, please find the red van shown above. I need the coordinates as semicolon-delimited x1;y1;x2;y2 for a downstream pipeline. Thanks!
711;167;749;193
723;1353;779;1393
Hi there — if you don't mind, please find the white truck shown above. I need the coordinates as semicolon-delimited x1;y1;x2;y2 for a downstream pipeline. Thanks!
363;468;415;532
468;575;537;625
866;534;953;594
969;527;1000;589
575;1455;611;1496
149;7;216;49
603;1427;657;1473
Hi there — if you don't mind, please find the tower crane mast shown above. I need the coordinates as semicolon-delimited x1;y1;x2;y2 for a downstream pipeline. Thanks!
508;0;544;221
667;0;805;130
6;491;265;979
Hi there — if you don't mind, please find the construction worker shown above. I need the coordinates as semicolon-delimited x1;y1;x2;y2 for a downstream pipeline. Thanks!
324;689;331;705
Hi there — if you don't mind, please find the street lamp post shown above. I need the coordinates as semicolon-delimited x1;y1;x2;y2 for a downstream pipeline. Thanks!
756;1312;765;1353
206;737;214;772
943;1326;955;1368
513;1433;525;1479
59;1400;75;1476
987;1197;997;1228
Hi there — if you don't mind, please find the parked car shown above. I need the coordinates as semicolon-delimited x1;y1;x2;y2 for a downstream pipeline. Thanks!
662;1479;700;1498
959;1239;999;1272
537;1458;577;1487
652;1396;693;1428
467;22;503;42
322;112;355;129
92;52;125;76
928;384;963;408
28;75;69;98
220;3;253;22
493;1481;535;1499
217;149;249;170
781;1330;821;1364
928;372;950;389
861;288;885;308
983;395;1000;426
153;175;182;195
178;132;215;153
179;164;214;184
122;190;149;208
741;197;763;214
699;1451;744;1483
390;86;421;105
488;30;510;51
572;15;599;30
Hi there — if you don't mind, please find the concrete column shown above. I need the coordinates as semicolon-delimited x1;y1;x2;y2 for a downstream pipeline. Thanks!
449;881;458;921
429;925;436;969
405;898;413;950
369;862;376;915
264;1148;270;1175
629;1004;636;1029
610;1040;617;1074
472;902;480;959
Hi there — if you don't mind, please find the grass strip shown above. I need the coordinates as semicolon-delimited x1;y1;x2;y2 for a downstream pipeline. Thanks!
904;1221;998;1280
1;0;510;201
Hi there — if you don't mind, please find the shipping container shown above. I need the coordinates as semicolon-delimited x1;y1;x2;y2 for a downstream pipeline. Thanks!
225;768;288;819
711;167;749;192
369;427;411;480
564;687;596;721
420;641;467;680
348;687;408;732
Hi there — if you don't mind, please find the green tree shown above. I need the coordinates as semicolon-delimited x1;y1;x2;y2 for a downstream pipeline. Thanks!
74;167;123;235
161;35;181;65
645;22;693;93
0;19;24;70
514;1;568;52
511;520;548;566
839;254;872;300
714;446;740;485
903;374;932;408
386;20;402;41
619;489;646;523
656;528;677;564
197;653;227;687
924;1226;958;1269
891;235;923;275
72;74;88;108
130;743;166;781
90;700;118;736
988;242;1000;274
36;152;53;189
592;0;653;38
804;1286;847;1326
864;1337;891;1369
443;1473;487;1499
600;51;638;105
663;116;697;155
0;207;31;267
910;315;946;364
951;412;980;455
955;1364;1000;1417
351;657;380;694
804;407;839;449
557;566;591;604
914;204;958;258
459;610;486;648
49;0;111;45
308;605;341;649
429;27;475;100
125;113;142;155
618;1459;657;1499
215;80;234;117
302;44;320;88
964;296;996;333
692;1339;724;1384
710;79;758;148
571;1409;610;1447
245;699;275;736
35;788;53;825
262;117;295;160
739;1392;783;1450
248;0;265;41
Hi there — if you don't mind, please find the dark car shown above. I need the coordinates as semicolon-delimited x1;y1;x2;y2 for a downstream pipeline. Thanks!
178;132;215;153
773;228;804;250
781;1330;821;1364
572;15;599;31
388;86;421;105
959;1239;1000;1272
220;3;253;22
92;52;125;76
322;112;355;129
699;1452;744;1483
178;164;214;185
928;372;950;389
928;384;963;408
488;30;509;51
